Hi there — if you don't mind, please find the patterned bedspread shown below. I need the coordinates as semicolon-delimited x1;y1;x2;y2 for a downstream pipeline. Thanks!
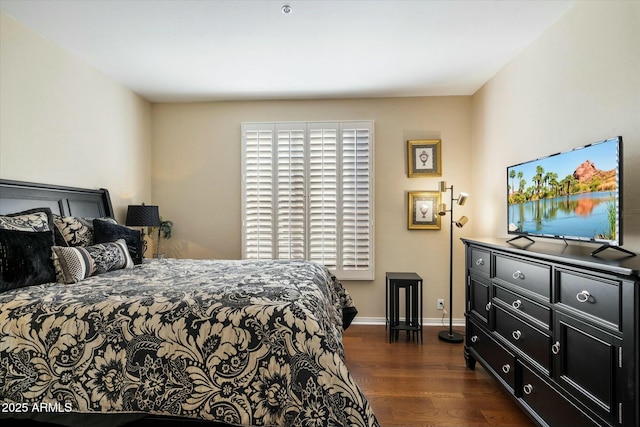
0;259;379;427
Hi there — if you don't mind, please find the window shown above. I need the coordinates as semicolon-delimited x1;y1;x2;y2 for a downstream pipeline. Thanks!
242;121;374;280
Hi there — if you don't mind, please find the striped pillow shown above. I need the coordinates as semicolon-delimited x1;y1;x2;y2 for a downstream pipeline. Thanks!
51;239;133;284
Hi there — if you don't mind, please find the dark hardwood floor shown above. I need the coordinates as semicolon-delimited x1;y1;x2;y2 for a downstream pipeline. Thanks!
342;324;536;427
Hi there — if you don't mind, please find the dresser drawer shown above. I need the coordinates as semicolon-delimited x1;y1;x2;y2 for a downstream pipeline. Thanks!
494;284;551;328
469;247;491;276
557;270;620;329
495;306;551;372
468;322;515;390
495;254;551;300
520;364;601;427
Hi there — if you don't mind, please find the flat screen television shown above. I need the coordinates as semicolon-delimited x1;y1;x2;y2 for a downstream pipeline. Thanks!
506;136;634;256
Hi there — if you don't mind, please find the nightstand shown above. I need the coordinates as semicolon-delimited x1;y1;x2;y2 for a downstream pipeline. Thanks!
386;272;423;343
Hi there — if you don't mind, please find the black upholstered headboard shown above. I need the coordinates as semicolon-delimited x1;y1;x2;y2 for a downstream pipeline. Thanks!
0;179;114;218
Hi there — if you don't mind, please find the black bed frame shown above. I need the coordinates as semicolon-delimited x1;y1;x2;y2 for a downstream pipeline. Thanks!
0;179;229;427
0;179;114;218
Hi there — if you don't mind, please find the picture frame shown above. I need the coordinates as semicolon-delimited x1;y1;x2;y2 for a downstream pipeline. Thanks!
407;139;441;177
408;191;441;230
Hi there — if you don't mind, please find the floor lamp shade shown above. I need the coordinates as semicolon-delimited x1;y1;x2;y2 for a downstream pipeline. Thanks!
125;204;161;227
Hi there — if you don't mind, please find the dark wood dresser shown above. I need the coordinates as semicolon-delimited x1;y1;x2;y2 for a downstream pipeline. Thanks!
462;237;639;427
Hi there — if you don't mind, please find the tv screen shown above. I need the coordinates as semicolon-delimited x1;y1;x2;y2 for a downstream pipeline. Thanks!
507;136;623;251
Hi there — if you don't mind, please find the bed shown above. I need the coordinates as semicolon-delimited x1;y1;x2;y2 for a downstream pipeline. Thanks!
0;179;379;427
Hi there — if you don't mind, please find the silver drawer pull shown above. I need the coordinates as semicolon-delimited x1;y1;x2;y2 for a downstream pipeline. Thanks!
512;330;522;340
552;341;561;355
502;364;511;374
512;299;522;309
485;302;492;311
576;290;591;303
523;384;534;395
471;335;478;343
512;270;525;280
476;258;484;266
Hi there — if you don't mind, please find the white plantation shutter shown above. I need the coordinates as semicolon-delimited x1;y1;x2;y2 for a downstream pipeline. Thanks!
308;125;338;269
276;125;306;260
243;125;274;259
242;121;374;280
341;125;372;275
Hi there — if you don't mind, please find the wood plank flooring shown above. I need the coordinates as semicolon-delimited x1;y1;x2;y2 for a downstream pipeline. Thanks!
342;324;536;427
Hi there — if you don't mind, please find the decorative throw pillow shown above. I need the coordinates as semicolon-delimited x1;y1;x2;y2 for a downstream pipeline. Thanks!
51;239;133;284
0;207;56;245
51;214;68;246
93;219;143;265
53;215;117;247
0;229;56;292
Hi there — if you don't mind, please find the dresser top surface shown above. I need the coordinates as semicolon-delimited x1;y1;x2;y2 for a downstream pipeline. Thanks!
462;237;640;277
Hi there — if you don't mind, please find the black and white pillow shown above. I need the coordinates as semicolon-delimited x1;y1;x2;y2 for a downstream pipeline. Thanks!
51;239;134;284
93;219;143;265
0;207;56;244
53;215;117;247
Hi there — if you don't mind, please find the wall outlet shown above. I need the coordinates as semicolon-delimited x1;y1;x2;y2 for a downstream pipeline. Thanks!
437;299;445;310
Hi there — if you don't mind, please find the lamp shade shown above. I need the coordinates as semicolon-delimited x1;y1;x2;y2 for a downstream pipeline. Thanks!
455;216;469;228
125;204;160;227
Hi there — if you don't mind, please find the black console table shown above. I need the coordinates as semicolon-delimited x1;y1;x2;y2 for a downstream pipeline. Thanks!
462;237;639;427
386;272;423;343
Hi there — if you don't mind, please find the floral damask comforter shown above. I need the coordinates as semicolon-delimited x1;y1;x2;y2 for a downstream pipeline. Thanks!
0;259;378;427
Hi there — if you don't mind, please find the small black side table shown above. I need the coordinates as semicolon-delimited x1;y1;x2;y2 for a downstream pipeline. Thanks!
386;272;423;343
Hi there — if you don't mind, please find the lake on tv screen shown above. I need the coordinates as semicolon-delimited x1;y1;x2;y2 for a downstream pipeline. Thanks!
508;191;617;240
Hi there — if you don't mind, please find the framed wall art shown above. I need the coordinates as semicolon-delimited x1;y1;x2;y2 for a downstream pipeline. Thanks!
408;191;441;230
407;139;441;177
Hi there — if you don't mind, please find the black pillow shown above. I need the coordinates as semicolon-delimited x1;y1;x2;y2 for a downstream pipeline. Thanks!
0;229;56;292
93;219;143;265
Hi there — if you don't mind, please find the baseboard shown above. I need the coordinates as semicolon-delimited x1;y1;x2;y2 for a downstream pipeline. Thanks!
351;317;465;327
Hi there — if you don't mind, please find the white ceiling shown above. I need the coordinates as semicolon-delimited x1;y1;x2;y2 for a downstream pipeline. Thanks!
0;0;576;102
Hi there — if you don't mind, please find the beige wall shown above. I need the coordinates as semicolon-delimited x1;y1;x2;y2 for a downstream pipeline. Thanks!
152;97;473;322
471;1;640;255
0;13;152;220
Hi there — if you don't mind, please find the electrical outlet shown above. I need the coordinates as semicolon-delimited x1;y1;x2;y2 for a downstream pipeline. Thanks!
437;299;445;310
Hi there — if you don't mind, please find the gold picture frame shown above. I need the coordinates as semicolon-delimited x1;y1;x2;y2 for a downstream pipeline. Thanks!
408;191;441;230
408;139;442;177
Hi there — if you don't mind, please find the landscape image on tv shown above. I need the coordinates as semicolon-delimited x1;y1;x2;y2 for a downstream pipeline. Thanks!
507;138;620;243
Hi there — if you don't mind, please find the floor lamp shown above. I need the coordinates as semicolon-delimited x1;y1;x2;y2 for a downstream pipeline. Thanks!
437;180;468;343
